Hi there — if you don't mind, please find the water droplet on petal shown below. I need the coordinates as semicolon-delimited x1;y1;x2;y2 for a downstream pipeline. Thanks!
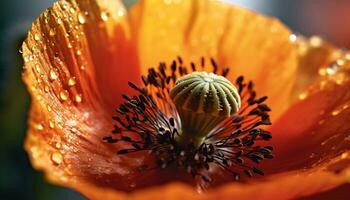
289;34;297;42
101;11;109;21
49;29;56;36
70;127;77;133
68;77;76;86
57;122;63;129
78;13;86;24
60;90;69;101
336;59;345;66
44;86;50;93
332;108;342;116
341;152;349;159
47;105;52;112
49;121;55;129
35;64;41;73
75;94;82;103
49;69;58;80
326;63;338;75
51;152;63;165
298;92;308;100
34;34;41;41
345;53;350;61
76;50;82;56
309;36;323;47
117;10;124;17
36;95;42;101
55;142;62;149
69;7;75;14
36;123;44;131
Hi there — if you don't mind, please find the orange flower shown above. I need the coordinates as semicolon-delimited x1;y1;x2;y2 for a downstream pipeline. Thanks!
21;0;350;199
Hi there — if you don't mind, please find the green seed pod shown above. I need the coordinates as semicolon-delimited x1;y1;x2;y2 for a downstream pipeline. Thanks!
170;72;241;145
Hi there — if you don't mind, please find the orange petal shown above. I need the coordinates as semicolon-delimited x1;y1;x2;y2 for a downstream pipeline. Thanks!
130;0;298;121
22;0;141;195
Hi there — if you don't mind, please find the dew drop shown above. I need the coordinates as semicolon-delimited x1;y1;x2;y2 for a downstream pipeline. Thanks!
341;152;349;159
60;90;69;101
289;34;297;42
36;123;44;131
57;122;63;129
62;3;68;10
76;50;82;56
30;86;36;92
336;59;345;66
36;95;41;101
309;36;323;47
49;69;58;80
78;13;86;24
51;152;63;165
318;68;327;76
57;18;63;24
35;64;41;73
49;29;56;36
101;11;110;21
68;77;76;86
298;92;308;100
55;142;62;149
47;105;52;112
69;7;75;14
30;146;39;158
117;9;124;17
60;176;68;182
326;63;338;75
75;94;82;103
34;34;41;41
345;53;350;61
70;127;77;133
44;86;50;93
332;108;341;116
36;95;42;101
67;43;73;48
49;121;55;129
24;56;30;63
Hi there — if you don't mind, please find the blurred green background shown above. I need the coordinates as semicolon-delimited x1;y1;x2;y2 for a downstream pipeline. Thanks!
0;0;349;199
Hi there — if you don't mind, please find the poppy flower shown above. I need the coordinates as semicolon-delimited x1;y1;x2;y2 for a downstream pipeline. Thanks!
21;0;350;199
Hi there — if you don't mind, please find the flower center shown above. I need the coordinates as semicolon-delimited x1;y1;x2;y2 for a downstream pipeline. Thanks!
103;57;274;188
170;72;241;147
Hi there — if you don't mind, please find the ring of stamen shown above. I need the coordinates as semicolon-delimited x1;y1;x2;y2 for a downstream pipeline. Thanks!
103;57;274;187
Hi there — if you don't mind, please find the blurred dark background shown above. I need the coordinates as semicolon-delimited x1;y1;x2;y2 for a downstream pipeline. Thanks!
0;0;349;199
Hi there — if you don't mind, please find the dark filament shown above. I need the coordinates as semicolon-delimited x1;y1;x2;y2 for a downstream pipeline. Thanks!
103;57;274;186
